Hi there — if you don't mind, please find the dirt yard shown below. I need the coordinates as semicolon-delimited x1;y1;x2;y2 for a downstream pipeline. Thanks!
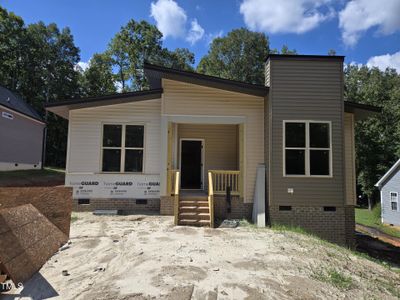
3;213;400;300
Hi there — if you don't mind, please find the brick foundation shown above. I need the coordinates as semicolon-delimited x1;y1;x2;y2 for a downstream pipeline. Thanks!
269;205;355;247
214;195;253;220
160;196;174;215
72;198;160;213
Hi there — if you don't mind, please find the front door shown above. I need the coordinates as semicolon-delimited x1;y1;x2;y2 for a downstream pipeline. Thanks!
180;140;203;189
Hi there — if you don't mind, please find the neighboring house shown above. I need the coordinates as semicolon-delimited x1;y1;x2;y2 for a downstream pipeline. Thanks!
0;86;45;171
375;159;400;226
45;54;379;246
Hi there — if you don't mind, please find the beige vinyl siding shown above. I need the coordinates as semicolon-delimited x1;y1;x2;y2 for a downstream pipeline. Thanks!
163;79;264;202
178;124;238;189
268;58;345;206
67;99;161;174
344;113;356;205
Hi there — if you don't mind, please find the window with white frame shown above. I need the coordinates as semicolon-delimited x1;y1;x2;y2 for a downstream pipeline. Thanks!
284;121;332;176
102;124;144;172
390;192;398;211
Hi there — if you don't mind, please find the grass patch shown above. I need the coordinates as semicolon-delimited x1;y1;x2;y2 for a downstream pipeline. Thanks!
0;167;65;186
71;214;78;223
356;205;400;238
0;167;64;179
311;268;354;290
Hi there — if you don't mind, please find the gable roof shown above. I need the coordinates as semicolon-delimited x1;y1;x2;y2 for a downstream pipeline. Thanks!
375;159;400;188
0;86;44;123
144;62;268;97
45;89;163;119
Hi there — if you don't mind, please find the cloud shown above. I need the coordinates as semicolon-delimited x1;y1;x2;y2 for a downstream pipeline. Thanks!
114;81;123;93
339;0;400;47
186;19;205;45
239;0;334;34
367;51;400;72
150;0;187;39
206;30;224;45
150;0;206;45
74;61;89;73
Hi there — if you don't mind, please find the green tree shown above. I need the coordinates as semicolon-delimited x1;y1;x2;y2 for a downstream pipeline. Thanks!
345;65;400;208
108;20;194;91
0;7;81;167
0;7;27;90
80;53;116;96
197;28;270;85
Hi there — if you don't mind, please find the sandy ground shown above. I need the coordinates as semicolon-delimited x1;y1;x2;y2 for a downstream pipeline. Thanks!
3;213;400;300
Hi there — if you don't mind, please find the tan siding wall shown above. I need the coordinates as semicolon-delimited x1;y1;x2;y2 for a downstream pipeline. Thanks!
178;124;238;189
163;79;264;202
344;113;356;205
268;59;345;206
68;99;161;174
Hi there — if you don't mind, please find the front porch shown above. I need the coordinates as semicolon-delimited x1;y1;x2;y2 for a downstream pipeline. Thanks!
160;120;247;227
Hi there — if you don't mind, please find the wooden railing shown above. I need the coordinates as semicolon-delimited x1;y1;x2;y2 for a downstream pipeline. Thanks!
172;170;180;225
209;170;241;196
208;171;214;228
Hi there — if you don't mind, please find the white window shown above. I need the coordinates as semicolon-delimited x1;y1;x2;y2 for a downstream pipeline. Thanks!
101;124;144;173
390;192;398;211
283;121;332;177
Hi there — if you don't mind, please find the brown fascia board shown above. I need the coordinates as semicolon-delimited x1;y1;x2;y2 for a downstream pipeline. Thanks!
144;62;268;97
44;89;163;110
267;54;345;62
344;101;381;120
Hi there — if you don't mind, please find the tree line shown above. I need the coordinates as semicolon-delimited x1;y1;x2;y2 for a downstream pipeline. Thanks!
1;6;399;206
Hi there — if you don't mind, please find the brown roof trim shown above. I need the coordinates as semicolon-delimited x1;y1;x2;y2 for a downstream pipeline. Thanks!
344;101;381;121
44;89;163;110
144;62;268;97
344;101;381;113
267;54;345;62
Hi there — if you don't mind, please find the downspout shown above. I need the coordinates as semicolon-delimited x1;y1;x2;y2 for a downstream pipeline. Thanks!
41;125;47;170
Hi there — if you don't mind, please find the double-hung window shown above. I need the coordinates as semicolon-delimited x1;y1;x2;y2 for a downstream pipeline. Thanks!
102;124;144;173
390;192;398;211
284;121;332;177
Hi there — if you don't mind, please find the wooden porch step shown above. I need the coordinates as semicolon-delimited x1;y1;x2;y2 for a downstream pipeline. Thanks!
179;200;209;207
179;219;211;226
179;206;209;212
179;212;210;220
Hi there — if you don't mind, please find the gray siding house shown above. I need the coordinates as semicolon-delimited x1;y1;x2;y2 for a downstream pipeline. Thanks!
0;86;45;171
375;159;400;226
46;54;379;246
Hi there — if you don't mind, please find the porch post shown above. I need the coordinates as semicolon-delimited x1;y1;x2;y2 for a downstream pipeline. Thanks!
160;116;169;196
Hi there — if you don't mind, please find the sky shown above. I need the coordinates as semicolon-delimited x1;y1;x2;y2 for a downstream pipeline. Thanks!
1;0;400;72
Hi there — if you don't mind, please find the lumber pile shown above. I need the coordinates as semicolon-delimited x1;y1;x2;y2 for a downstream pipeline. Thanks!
0;204;68;284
